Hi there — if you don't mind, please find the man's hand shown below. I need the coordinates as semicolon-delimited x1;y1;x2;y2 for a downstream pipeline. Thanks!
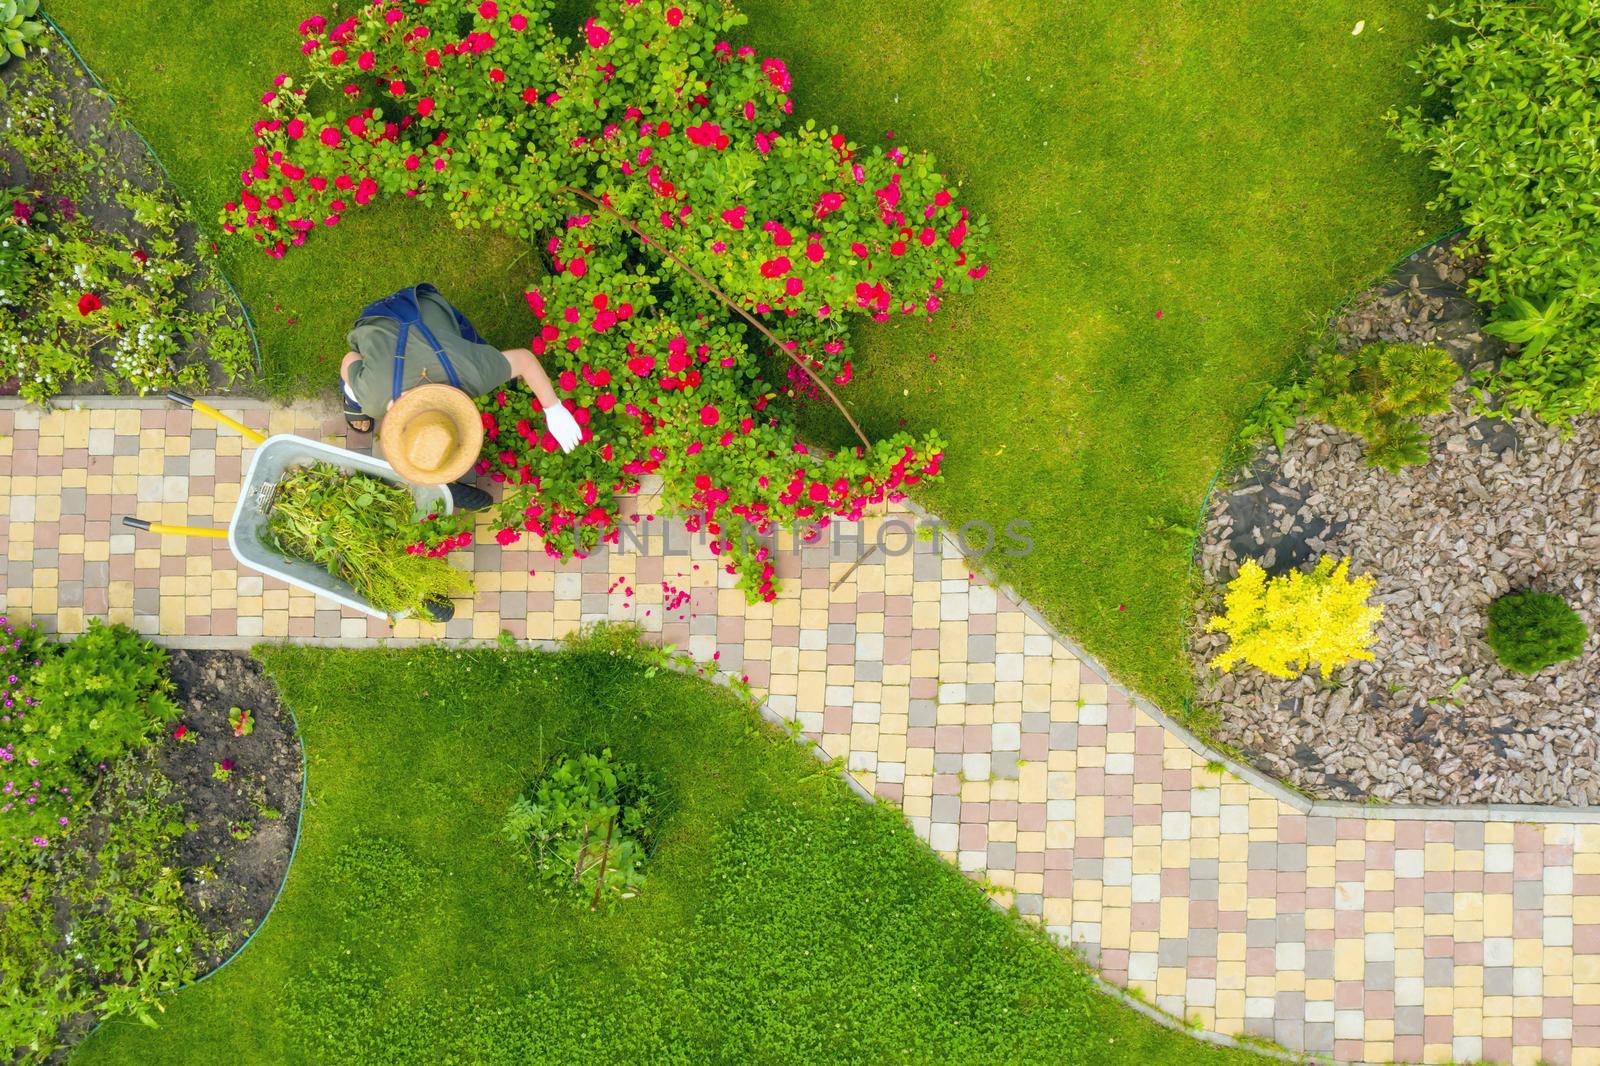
543;401;583;453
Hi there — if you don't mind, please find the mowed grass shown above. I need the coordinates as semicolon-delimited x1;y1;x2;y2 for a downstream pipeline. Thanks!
45;0;1445;712
71;642;1266;1064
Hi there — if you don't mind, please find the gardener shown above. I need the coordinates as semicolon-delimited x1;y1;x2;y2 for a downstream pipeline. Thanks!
339;283;582;505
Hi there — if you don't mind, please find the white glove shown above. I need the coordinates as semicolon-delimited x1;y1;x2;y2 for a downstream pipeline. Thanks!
543;401;583;453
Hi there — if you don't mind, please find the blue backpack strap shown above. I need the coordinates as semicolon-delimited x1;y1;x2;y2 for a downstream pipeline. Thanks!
417;281;486;345
358;286;464;401
405;285;464;390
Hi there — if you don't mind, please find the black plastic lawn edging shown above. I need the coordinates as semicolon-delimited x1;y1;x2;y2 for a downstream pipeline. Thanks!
1177;224;1469;729
34;9;264;378
77;691;308;1049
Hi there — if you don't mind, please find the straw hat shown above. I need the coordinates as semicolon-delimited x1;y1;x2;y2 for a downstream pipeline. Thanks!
380;384;483;485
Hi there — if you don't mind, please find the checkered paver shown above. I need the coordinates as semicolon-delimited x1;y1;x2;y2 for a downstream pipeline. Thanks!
4;397;1600;1065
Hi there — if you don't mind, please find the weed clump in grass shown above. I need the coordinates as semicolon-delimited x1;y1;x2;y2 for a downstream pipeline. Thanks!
502;749;656;911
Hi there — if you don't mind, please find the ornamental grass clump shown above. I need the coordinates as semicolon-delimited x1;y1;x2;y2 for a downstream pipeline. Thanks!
1245;343;1459;472
1485;591;1588;674
1306;343;1459;472
501;749;655;911
1207;558;1383;680
264;462;472;618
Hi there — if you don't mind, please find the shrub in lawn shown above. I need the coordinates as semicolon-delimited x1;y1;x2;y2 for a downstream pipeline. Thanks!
265;461;473;617
502;749;655;911
222;0;989;600
0;60;251;401
1485;591;1588;674
1;617;179;856
1206;558;1383;679
1392;0;1600;423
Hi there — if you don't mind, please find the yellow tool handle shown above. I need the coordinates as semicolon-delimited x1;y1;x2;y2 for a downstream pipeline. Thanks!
120;517;228;539
166;391;267;445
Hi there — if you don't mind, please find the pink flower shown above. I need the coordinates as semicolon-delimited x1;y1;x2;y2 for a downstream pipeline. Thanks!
320;127;342;147
759;256;792;278
509;13;528;30
720;206;746;229
815;192;843;218
686;122;729;150
667;7;684;26
762;57;791;93
357;50;375;71
583;17;611;48
699;405;720;426
478;0;498;17
10;200;31;223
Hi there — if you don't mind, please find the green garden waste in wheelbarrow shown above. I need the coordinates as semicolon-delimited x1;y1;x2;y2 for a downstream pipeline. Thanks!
120;393;457;621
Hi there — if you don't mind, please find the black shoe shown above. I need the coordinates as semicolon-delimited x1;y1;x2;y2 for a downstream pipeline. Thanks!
343;394;374;434
423;597;455;623
448;482;494;512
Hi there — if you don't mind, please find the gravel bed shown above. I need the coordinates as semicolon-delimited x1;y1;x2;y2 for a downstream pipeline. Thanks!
1192;238;1600;806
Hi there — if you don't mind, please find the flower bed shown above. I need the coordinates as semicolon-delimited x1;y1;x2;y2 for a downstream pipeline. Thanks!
1192;239;1600;806
0;33;251;402
0;621;299;1062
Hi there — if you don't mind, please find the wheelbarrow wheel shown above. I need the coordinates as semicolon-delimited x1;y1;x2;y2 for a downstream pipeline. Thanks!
423;597;456;624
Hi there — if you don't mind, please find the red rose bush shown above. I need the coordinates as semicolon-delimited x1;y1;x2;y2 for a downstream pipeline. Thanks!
226;0;989;599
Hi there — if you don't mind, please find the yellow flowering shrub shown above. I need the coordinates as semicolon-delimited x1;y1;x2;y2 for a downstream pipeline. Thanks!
1206;558;1382;679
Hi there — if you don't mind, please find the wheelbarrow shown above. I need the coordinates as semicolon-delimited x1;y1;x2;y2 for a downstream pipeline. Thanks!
120;393;456;621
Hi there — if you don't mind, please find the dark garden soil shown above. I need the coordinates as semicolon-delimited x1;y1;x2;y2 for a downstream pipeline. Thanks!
159;650;301;970
1190;236;1600;807
0;36;252;398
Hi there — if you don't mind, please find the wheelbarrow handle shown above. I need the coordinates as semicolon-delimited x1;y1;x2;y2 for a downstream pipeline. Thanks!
121;516;228;540
166;392;267;446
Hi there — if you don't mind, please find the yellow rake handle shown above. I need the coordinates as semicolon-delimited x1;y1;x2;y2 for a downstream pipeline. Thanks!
121;517;228;539
166;391;267;445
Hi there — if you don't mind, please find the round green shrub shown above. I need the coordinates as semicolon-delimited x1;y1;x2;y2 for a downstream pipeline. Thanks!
1485;592;1588;674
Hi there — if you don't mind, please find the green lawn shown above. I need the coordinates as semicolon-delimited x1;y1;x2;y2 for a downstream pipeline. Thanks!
44;0;1443;713
72;642;1262;1064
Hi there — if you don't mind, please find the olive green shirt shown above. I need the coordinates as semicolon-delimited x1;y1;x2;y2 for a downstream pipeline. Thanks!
345;289;513;418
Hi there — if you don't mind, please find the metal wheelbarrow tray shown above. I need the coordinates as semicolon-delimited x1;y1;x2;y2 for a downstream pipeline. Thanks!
231;434;452;620
123;394;453;621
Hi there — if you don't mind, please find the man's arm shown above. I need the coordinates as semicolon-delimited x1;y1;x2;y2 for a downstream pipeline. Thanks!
503;347;559;409
504;347;582;453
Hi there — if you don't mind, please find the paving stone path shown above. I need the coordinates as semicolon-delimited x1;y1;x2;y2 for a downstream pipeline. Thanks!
5;397;1600;1066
